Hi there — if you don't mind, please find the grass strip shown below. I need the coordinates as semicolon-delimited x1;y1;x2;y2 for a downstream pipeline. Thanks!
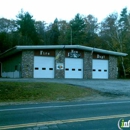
0;82;96;102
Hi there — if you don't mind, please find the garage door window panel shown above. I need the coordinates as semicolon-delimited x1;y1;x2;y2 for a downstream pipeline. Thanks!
92;59;108;79
65;58;83;78
34;56;54;78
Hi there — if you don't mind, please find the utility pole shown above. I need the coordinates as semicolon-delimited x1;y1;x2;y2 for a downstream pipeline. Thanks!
70;26;72;45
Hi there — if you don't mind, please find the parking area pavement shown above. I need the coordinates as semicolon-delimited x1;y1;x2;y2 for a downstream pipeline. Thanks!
0;78;130;96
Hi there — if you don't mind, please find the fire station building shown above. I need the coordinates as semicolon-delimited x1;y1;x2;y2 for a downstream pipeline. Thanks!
0;45;127;79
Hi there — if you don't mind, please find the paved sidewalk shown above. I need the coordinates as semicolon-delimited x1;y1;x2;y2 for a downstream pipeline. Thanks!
0;78;130;96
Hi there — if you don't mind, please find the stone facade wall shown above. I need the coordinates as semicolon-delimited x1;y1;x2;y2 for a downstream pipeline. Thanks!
20;49;118;79
21;51;34;78
109;55;117;79
55;50;65;78
83;51;92;79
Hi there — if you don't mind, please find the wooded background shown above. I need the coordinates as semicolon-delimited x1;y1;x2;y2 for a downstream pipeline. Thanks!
0;8;130;78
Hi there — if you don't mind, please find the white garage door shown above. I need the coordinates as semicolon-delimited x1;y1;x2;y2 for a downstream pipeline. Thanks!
34;56;54;78
92;59;108;79
65;58;83;78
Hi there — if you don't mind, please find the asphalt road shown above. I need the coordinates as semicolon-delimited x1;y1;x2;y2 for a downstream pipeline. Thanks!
1;100;130;130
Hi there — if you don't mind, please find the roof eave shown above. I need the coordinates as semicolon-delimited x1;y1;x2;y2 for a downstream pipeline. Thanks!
0;45;128;59
16;45;127;56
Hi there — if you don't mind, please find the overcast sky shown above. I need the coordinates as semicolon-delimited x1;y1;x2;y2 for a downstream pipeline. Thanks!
0;0;130;23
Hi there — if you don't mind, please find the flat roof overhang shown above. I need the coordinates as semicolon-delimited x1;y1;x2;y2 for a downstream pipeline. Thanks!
0;45;128;59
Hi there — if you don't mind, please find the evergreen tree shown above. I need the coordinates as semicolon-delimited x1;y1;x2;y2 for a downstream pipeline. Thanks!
35;21;46;44
70;14;86;45
50;18;60;45
16;10;39;45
